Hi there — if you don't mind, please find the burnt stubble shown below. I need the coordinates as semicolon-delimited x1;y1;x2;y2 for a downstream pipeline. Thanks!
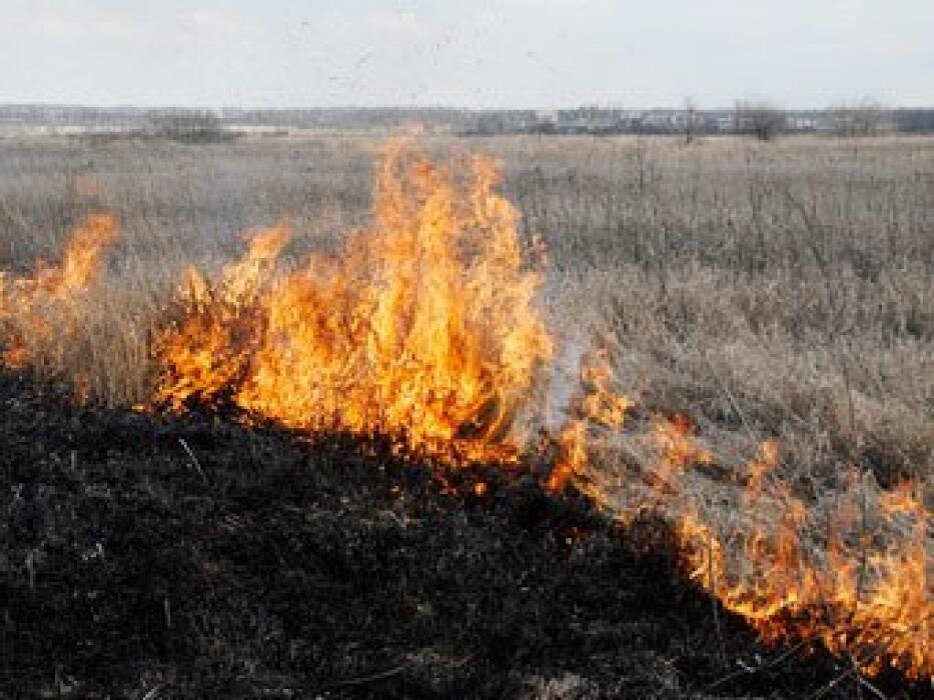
4;374;911;699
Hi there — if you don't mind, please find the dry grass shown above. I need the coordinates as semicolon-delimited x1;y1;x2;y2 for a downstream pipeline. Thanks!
0;133;932;484
496;135;934;485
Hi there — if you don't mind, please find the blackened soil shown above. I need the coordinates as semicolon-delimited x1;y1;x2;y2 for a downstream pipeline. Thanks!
0;375;918;699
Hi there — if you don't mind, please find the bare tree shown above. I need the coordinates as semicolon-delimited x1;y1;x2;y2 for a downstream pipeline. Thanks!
683;96;699;144
733;100;785;141
827;98;890;137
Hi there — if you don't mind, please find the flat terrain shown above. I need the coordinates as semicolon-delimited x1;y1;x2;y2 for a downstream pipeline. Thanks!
0;376;877;698
1;133;931;485
1;133;932;696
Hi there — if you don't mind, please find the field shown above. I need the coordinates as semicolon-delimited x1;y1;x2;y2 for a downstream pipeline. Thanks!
2;134;932;479
1;133;932;696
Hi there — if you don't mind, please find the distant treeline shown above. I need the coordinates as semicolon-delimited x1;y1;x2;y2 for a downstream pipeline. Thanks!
1;104;933;138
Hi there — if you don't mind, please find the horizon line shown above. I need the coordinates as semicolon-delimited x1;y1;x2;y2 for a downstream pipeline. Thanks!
3;101;933;113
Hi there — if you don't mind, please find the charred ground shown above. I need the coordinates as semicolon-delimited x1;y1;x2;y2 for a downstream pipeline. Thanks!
0;373;919;699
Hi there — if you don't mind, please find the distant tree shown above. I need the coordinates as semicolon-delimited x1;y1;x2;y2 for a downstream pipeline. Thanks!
683;97;698;144
147;110;231;143
734;100;785;141
894;109;934;133
827;98;889;137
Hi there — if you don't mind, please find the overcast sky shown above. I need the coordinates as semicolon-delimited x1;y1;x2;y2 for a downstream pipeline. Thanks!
1;0;932;109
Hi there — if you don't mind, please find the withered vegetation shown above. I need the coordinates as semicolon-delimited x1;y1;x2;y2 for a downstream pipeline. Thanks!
1;133;932;696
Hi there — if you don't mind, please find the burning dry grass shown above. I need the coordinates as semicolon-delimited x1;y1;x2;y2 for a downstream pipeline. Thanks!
0;134;932;685
558;358;932;680
152;143;552;463
0;212;125;399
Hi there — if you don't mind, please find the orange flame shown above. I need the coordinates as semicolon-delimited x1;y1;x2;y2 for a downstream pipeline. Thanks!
563;378;933;680
547;349;635;493
153;143;552;464
0;213;119;373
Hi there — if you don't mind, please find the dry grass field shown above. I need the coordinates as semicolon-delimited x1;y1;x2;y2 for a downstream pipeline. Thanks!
1;133;931;485
2;132;934;694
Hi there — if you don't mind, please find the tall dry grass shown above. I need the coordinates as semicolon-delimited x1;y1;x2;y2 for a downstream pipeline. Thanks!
497;135;934;485
0;133;931;485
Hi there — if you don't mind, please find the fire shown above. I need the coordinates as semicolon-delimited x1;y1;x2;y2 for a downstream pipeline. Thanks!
0;213;119;375
151;224;291;412
144;132;932;679
531;338;931;680
564;381;933;680
651;413;713;484
153;142;552;463
547;349;634;493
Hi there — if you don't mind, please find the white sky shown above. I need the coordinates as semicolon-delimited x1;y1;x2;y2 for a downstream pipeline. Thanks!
1;0;932;109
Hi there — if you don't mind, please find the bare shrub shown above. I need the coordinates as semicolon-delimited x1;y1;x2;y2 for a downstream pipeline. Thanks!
147;110;234;143
827;98;891;137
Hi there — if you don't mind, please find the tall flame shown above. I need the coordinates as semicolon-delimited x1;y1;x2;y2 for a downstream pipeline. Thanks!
153;142;552;463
